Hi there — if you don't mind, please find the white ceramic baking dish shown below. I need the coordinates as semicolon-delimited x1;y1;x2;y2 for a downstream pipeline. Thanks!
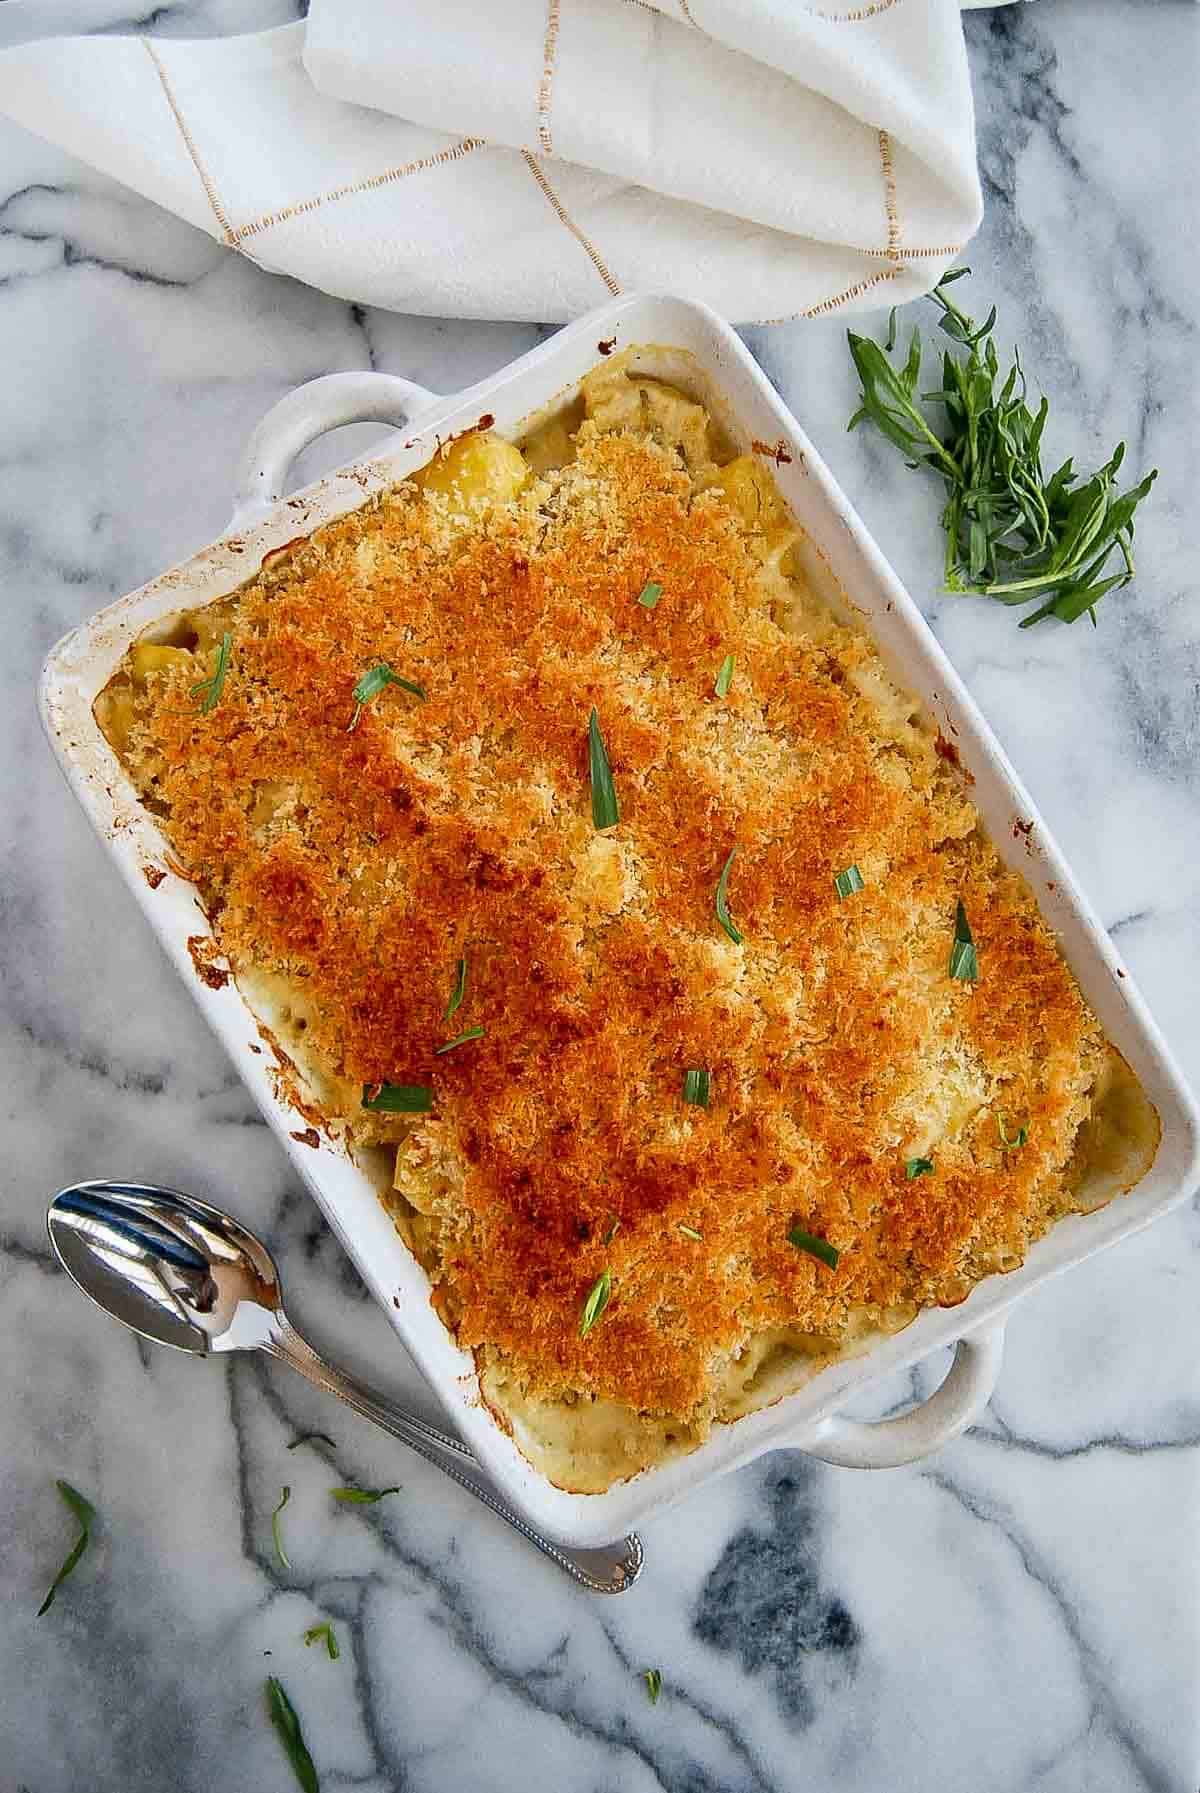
41;293;1200;1550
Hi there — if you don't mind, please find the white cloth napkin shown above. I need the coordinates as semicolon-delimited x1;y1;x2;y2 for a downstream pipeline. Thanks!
0;0;983;324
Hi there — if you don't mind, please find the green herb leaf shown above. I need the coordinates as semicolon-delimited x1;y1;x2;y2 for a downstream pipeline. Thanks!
787;1228;840;1271
362;1082;434;1113
287;1432;336;1452
682;1068;711;1108
36;1480;96;1617
677;1224;704;1241
833;864;865;901
353;663;427;706
997;1113;1028;1151
905;1157;934;1180
266;1677;320;1793
435;1025;485;1055
579;1269;612;1339
847;328;957;476
331;1486;400;1505
190;631;232;715
714;652;735;698
303;1621;340;1661
347;661;427;731
445;956;468;1022
637;581;663;609
644;1668;663;1704
847;268;1157;627
588;708;620;830
715;847;744;945
602;1216;621;1246
271;1485;291;1569
949;899;979;982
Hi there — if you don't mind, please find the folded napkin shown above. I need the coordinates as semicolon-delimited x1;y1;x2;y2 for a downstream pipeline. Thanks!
0;0;983;323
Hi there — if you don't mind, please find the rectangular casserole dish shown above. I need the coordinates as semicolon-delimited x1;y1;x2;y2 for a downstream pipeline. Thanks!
41;292;1200;1549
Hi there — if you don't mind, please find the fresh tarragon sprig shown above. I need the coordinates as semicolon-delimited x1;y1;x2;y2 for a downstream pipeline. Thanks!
847;269;1157;627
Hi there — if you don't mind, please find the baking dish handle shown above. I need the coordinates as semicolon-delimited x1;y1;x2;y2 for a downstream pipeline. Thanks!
798;1317;1006;1469
229;370;442;529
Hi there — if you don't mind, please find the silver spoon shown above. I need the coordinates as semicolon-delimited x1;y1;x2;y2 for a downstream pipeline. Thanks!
46;1180;643;1595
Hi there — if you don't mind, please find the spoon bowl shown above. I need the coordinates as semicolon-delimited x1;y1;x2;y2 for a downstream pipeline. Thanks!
49;1182;277;1354
47;1180;643;1594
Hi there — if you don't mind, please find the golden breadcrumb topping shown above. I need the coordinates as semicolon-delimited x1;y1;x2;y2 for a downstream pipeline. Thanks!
100;414;1111;1432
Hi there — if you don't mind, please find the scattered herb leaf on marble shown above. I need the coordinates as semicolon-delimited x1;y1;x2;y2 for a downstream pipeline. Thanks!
643;1668;663;1704
37;1480;97;1617
330;1486;400;1505
271;1486;291;1569
287;1432;336;1452
304;1621;340;1661
266;1676;320;1793
847;268;1158;626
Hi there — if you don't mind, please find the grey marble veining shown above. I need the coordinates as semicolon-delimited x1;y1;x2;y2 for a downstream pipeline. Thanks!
1;1;1198;1788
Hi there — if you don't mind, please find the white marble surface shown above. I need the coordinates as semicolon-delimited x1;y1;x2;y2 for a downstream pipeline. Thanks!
2;1;1198;1788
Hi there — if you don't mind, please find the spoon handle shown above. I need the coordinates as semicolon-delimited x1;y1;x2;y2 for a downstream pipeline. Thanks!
262;1316;643;1595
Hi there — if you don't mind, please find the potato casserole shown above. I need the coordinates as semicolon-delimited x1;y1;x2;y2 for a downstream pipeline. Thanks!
95;349;1156;1492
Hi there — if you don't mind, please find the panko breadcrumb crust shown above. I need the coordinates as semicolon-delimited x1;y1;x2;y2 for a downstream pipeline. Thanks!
106;422;1104;1424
